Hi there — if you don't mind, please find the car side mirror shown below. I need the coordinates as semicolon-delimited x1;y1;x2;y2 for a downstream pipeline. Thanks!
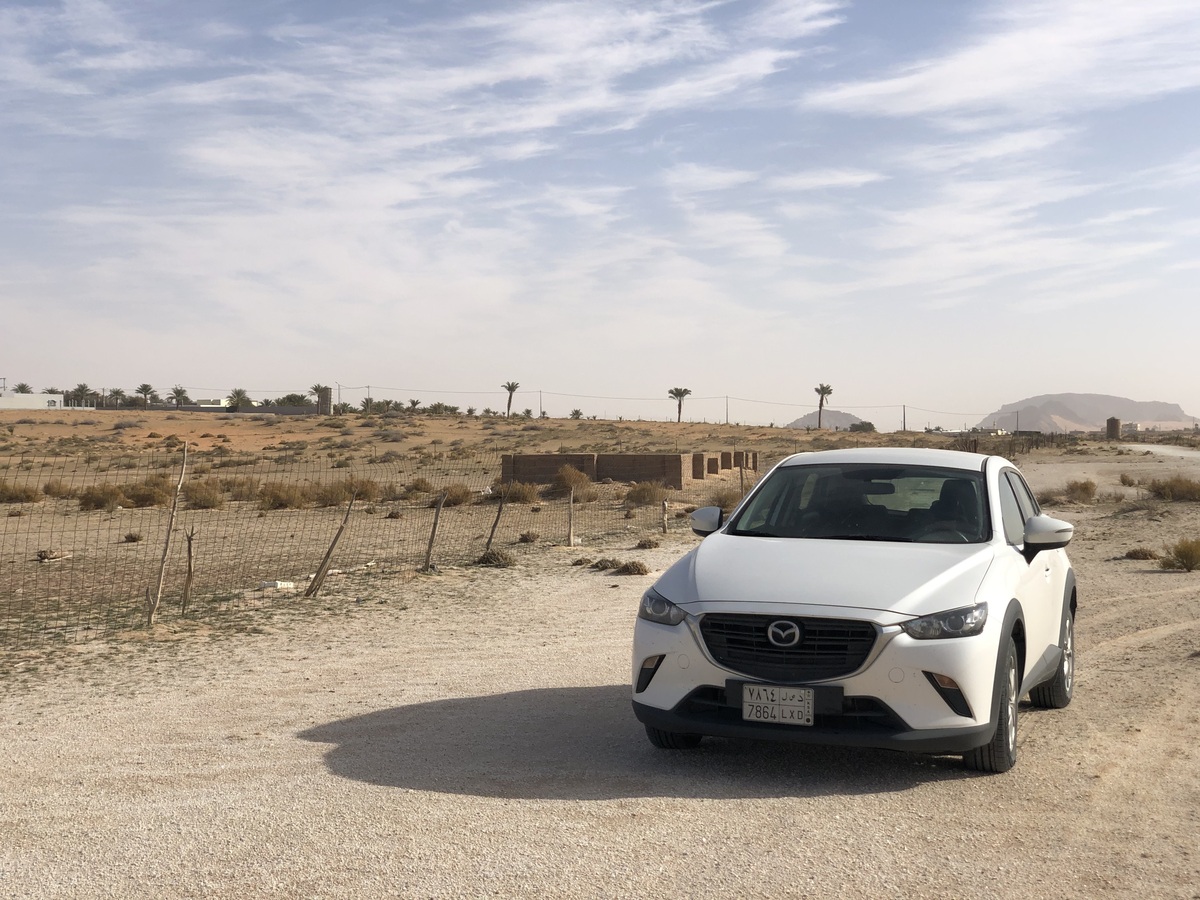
689;506;724;536
1023;514;1073;561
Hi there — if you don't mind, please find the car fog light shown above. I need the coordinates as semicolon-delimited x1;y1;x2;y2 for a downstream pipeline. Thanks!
923;671;973;718
636;655;665;693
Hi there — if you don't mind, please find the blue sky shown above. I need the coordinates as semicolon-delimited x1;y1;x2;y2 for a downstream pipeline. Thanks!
3;0;1199;429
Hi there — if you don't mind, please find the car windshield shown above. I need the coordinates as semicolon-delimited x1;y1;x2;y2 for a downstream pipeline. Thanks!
728;463;989;544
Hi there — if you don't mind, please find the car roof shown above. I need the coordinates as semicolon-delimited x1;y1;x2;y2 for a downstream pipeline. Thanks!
776;446;997;472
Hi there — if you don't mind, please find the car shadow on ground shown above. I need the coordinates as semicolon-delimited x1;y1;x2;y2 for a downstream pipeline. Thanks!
298;684;976;800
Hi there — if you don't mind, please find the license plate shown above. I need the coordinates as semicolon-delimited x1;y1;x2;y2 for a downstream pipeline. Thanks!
742;684;814;726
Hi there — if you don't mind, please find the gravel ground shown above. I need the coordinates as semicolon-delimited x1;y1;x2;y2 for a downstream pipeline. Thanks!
2;447;1199;899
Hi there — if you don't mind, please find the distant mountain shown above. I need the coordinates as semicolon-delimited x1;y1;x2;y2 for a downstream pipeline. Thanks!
975;394;1195;433
786;409;866;430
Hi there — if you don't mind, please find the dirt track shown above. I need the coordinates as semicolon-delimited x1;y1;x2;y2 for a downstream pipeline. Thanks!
2;447;1199;898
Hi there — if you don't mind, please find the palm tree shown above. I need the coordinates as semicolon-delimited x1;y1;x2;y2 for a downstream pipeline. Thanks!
107;387;127;408
226;387;251;411
168;385;191;408
502;381;520;417
70;383;97;406
359;396;375;415
815;383;833;429
309;383;330;398
408;399;421;412
13;383;33;394
668;387;692;423
135;383;156;406
42;386;61;395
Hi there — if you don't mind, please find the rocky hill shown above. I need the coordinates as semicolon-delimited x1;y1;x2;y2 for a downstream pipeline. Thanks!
976;394;1195;433
785;409;866;430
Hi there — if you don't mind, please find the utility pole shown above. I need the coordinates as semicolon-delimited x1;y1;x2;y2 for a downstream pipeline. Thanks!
725;396;729;425
902;405;906;432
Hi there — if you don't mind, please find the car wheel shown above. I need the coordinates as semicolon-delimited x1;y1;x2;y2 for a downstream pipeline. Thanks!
963;636;1018;773
645;725;702;750
1030;610;1074;709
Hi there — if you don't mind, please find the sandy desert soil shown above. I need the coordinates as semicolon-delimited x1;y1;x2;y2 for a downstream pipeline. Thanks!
1;441;1199;899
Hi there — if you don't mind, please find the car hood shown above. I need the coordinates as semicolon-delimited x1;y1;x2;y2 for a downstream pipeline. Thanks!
655;532;995;619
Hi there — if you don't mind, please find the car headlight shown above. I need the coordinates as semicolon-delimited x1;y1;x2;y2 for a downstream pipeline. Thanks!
638;587;687;626
902;602;988;639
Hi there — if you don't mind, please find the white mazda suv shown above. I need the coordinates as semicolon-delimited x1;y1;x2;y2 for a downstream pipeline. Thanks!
631;447;1076;773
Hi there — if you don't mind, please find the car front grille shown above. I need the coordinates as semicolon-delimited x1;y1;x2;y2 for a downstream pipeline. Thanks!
698;614;877;682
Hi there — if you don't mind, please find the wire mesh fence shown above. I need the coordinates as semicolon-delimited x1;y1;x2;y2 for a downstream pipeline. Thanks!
1;449;767;649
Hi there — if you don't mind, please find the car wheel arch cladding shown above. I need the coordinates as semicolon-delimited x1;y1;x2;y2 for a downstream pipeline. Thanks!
996;599;1027;716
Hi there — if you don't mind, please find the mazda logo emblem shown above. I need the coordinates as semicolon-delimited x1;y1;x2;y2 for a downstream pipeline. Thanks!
767;620;802;648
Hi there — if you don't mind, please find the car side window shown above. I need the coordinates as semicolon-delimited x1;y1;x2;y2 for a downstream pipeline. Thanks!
998;478;1026;546
1005;470;1039;520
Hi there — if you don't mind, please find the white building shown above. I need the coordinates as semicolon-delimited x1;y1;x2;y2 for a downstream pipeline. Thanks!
0;393;66;410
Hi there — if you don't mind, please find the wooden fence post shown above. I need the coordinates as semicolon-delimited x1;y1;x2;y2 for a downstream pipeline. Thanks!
421;493;446;573
661;499;668;534
567;488;574;546
147;445;187;627
304;493;356;598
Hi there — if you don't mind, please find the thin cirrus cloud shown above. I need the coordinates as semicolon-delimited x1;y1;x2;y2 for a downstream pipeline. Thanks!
3;0;1200;422
804;0;1200;121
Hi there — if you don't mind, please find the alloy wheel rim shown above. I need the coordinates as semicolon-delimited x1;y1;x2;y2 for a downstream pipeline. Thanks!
1006;658;1018;751
1063;618;1074;693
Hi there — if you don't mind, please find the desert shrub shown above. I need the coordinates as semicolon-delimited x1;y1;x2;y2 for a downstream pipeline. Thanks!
572;558;594;567
182;478;225;510
518;531;539;543
439;483;474;507
636;537;660;549
1119;473;1136;487
709;486;744;511
0;481;42;503
476;548;516;568
1035;488;1063;506
220;476;260;501
122;532;143;543
1063;479;1097;503
406;477;435;496
331;458;351;469
259;483;307;510
623;509;636;519
1124;547;1160;560
78;484;127;511
385;508;402;520
8;509;22;517
494;480;540;503
1146;476;1200;502
553;465;593;497
122;476;173;508
380;482;405;502
623;482;670;509
614;561;650;576
308;477;381;507
112;420;142;430
42;479;76;500
1159;538;1200;572
590;557;622;570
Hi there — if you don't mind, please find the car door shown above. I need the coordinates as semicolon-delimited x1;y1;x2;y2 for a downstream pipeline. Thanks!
996;471;1059;687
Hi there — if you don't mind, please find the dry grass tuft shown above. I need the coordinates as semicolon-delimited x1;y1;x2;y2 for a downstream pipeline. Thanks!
1159;538;1200;572
624;482;670;509
613;560;650;575
1147;476;1200;502
476;548;516;567
1124;547;1160;560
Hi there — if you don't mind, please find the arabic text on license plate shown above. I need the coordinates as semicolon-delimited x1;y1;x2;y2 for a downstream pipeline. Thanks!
742;684;814;726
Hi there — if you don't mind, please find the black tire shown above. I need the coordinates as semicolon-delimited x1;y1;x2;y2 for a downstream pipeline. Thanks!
645;725;702;750
963;636;1019;773
1030;611;1074;709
